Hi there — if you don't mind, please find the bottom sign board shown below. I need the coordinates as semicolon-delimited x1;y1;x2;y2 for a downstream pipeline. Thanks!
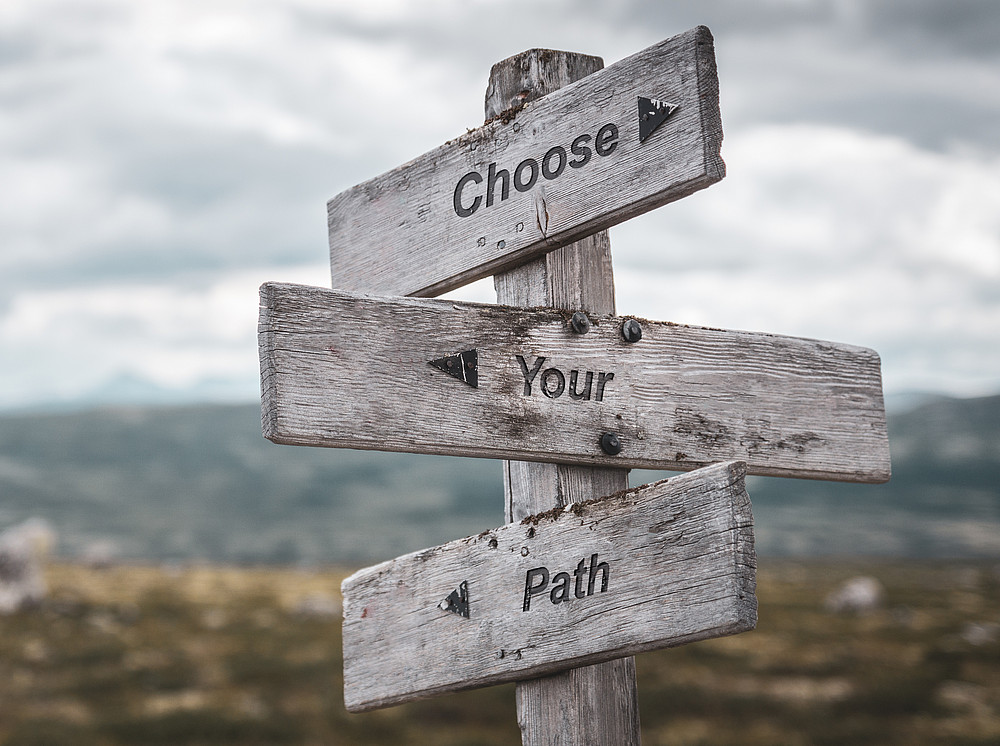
341;461;756;712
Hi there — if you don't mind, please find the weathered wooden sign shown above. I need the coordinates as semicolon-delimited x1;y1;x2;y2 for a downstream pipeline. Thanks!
259;282;890;483
327;26;723;297
341;460;756;712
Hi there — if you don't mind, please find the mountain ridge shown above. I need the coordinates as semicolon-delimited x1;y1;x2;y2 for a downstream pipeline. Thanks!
1;394;997;563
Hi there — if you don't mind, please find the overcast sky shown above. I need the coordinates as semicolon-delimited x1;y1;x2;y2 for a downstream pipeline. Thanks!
2;0;998;412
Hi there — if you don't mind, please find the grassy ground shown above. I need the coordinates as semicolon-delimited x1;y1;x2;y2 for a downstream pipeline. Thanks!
1;561;998;745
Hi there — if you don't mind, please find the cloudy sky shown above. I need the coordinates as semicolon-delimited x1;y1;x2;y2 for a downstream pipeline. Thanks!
2;0;998;412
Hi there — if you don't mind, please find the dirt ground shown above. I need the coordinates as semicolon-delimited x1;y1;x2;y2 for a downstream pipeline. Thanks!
1;560;998;745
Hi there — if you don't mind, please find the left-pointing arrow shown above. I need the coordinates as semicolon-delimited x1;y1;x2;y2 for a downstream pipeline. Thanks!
428;349;478;388
438;580;470;618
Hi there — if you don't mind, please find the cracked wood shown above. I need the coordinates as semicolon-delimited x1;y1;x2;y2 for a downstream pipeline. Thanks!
258;282;890;482
340;460;756;712
326;26;724;297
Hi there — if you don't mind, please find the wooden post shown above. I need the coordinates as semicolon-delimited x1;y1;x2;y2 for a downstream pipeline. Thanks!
489;49;642;746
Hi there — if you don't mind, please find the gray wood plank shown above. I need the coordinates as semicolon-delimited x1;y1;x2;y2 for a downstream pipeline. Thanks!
327;26;724;297
258;282;891;482
340;460;757;712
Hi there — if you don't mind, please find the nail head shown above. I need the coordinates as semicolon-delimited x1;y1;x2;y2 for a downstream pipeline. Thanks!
570;312;591;334
600;432;622;456
622;319;642;343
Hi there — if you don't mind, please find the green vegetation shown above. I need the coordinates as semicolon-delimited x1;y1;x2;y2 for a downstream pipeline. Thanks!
1;561;998;745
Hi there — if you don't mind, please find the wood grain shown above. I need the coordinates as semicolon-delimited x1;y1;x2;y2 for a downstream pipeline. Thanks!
488;48;640;746
258;283;891;483
340;460;757;712
326;26;724;297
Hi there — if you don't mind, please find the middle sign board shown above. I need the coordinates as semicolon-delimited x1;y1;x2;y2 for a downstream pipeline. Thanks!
259;282;890;483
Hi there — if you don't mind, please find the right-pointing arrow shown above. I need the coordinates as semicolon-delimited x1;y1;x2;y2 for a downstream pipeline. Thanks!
638;96;679;143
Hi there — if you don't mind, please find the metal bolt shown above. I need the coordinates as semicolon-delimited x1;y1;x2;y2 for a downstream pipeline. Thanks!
600;432;622;456
622;319;642;343
570;311;591;334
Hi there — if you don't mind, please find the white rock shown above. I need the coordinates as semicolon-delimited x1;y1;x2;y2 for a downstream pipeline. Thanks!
823;576;884;615
295;592;341;618
0;518;56;613
960;621;999;646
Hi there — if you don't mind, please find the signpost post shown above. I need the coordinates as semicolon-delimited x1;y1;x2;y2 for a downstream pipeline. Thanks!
257;25;890;745
487;42;695;744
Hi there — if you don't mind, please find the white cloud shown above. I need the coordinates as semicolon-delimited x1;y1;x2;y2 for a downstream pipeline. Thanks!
1;0;997;409
0;264;328;409
609;124;1000;396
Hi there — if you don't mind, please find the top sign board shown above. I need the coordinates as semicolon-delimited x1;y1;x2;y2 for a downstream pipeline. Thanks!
327;26;724;297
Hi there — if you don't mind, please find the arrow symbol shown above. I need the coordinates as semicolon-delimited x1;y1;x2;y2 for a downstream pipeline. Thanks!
429;349;478;388
638;96;679;143
439;580;470;618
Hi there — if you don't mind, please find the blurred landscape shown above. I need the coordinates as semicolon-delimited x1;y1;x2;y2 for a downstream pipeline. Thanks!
2;393;999;744
2;2;997;742
0;393;998;565
1;560;998;745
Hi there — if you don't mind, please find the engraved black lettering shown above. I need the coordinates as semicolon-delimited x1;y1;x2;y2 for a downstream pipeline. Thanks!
453;171;483;218
568;370;593;400
513;158;539;192
517;355;546;396
486;162;510;207
541;146;567;180
541;368;565;399
587;553;610;595
522;554;610;611
569;133;592;168
549;572;572;604
523;567;549;611
452;123;617;214
595;123;619;156
595;371;615;401
573;558;588;599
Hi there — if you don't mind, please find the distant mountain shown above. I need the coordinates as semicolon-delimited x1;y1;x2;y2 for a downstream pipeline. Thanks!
0;405;505;565
0;396;997;564
635;393;1000;558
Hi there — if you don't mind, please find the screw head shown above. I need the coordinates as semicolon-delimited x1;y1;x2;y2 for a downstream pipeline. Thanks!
570;312;591;334
622;319;642;343
600;432;622;456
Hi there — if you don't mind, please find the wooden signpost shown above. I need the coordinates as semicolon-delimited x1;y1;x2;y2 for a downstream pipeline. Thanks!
257;25;890;745
260;283;889;482
341;461;755;712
